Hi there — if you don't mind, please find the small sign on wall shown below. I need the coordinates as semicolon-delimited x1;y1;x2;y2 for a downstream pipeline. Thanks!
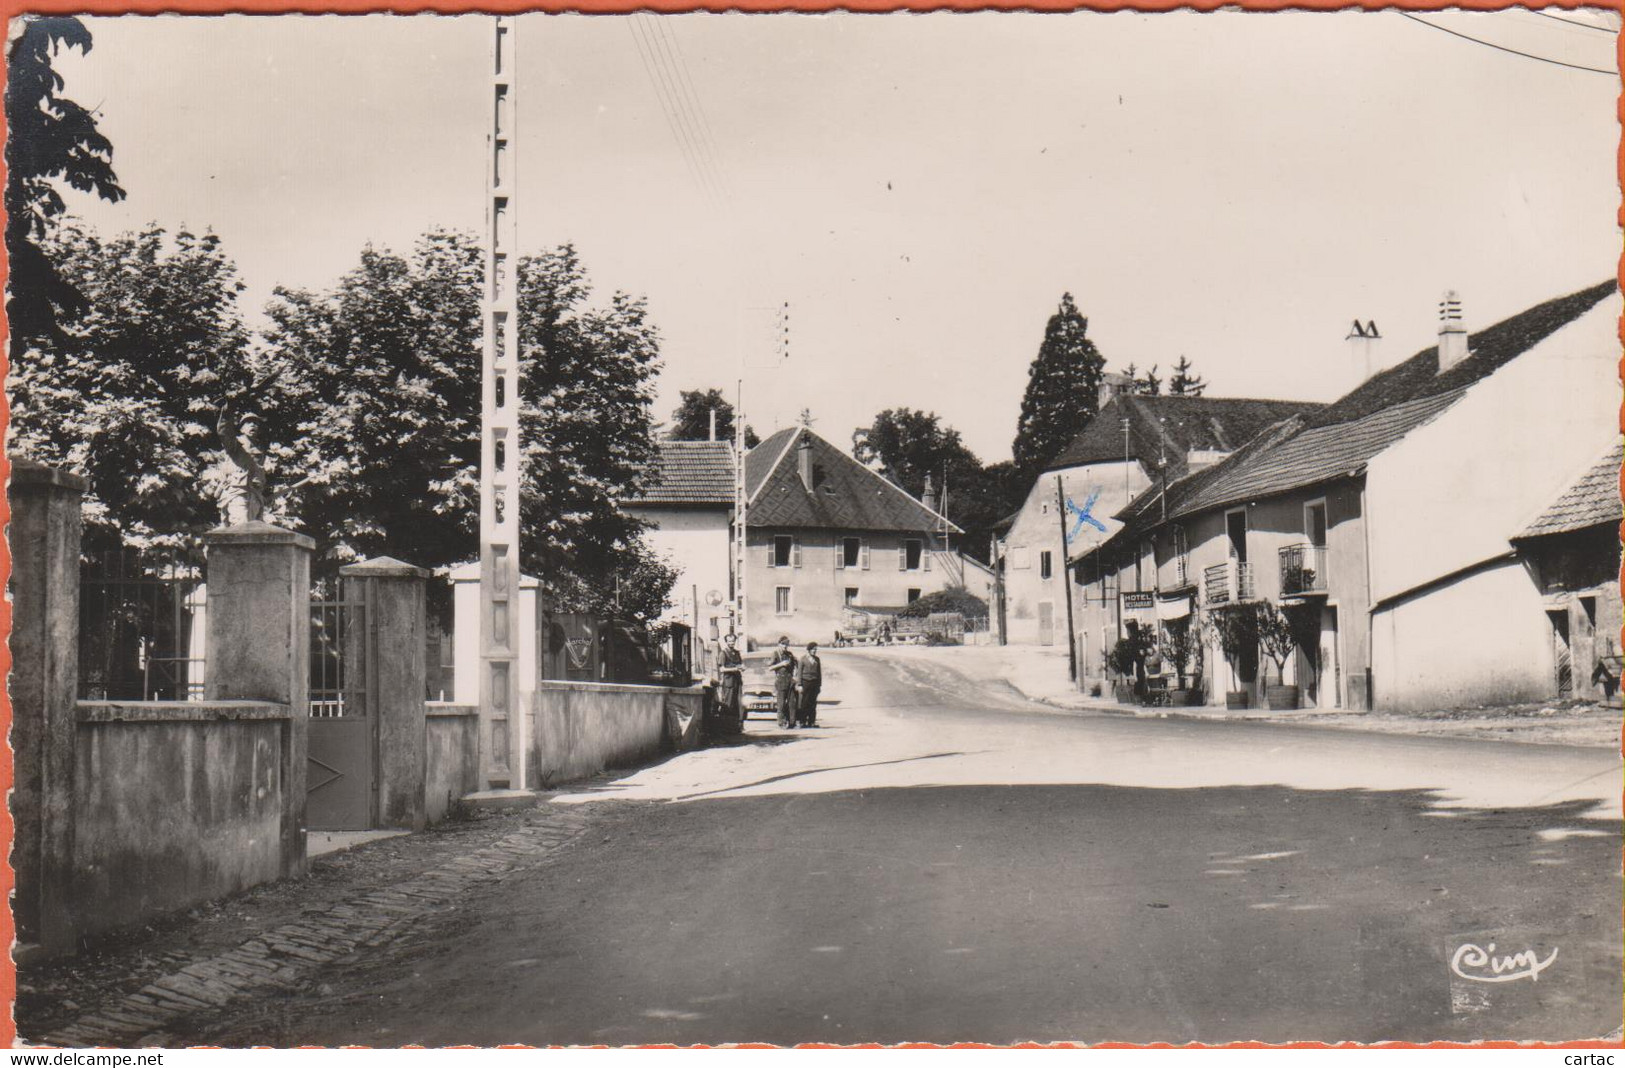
1121;591;1155;613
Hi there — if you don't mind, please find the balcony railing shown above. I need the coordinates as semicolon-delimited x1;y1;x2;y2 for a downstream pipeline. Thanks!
1280;544;1329;597
1203;560;1254;605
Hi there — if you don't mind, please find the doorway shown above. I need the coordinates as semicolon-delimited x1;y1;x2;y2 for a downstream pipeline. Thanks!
1038;601;1055;646
1317;605;1341;708
1550;609;1573;699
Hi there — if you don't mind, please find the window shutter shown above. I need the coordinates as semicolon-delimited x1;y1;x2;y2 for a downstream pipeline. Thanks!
861;540;871;570
765;541;775;567
924;549;932;573
898;544;907;571
792;537;802;568
836;540;846;570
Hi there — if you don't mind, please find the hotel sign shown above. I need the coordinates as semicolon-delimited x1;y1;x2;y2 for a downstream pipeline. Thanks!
1121;592;1155;613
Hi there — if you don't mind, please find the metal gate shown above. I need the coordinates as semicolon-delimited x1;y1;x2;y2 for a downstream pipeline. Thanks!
307;595;375;830
79;548;206;701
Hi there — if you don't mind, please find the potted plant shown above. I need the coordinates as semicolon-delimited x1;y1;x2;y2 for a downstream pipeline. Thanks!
1106;632;1153;704
1256;601;1300;710
1205;604;1259;709
1158;622;1205;706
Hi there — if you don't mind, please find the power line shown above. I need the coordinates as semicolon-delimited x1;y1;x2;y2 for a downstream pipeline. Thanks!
1399;12;1618;76
633;14;730;207
646;17;732;204
626;17;719;206
1527;8;1617;35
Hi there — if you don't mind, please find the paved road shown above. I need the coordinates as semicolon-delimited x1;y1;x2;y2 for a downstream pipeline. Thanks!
199;649;1622;1046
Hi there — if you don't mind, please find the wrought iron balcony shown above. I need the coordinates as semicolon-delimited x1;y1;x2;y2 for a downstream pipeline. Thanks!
1279;544;1328;597
1171;555;1189;590
1203;561;1254;605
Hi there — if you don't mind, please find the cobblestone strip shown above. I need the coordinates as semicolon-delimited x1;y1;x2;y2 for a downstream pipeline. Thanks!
39;807;595;1048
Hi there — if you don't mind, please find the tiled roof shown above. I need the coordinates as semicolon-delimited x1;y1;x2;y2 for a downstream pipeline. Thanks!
745;427;960;534
1167;390;1466;519
1304;280;1616;429
1044;394;1324;475
1515;442;1623;540
627;440;735;506
1071;280;1614;560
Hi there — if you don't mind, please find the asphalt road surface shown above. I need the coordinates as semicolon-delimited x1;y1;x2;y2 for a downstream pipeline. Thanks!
198;649;1622;1046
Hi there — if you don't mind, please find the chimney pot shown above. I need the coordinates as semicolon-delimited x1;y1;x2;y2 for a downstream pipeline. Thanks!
708;408;717;441
1436;290;1469;374
922;474;938;515
1097;371;1132;410
797;432;814;492
1345;318;1382;384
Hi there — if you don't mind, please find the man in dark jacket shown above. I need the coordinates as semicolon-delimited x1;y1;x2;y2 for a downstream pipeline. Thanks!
796;641;823;727
769;636;798;729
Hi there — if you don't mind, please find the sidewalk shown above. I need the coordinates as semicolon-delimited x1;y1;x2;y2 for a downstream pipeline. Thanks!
15;803;599;1047
876;643;1623;750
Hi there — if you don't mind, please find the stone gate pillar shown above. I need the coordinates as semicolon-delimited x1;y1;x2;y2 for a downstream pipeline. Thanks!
341;557;429;831
205;521;313;874
9;459;86;956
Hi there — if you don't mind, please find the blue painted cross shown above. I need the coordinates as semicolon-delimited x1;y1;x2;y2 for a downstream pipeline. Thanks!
1065;489;1108;544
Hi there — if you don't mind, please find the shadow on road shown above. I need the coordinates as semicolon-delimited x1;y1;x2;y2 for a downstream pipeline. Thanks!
104;780;1623;1049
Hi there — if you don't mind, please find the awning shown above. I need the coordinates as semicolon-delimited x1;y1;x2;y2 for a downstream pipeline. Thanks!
1155;594;1193;622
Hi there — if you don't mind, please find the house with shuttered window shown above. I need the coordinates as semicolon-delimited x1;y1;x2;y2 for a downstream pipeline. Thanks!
741;427;962;647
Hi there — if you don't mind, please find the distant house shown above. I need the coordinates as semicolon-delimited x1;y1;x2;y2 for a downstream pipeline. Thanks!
623;439;737;642
997;376;1321;646
741;427;963;647
1073;281;1620;711
1510;442;1623;706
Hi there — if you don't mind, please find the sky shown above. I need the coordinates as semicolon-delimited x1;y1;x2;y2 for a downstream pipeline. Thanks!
50;9;1622;463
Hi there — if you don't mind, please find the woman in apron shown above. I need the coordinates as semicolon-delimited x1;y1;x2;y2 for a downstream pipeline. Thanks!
717;632;745;729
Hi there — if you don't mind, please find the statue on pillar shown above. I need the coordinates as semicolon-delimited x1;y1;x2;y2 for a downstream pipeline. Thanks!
215;372;279;524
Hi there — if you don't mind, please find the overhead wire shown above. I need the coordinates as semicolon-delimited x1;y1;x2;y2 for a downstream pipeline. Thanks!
1526;8;1618;34
625;16;719;207
631;14;729;207
648;16;733;205
1398;12;1618;76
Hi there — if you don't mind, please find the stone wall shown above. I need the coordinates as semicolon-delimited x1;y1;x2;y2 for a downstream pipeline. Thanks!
529;682;706;788
425;704;481;823
71;701;292;940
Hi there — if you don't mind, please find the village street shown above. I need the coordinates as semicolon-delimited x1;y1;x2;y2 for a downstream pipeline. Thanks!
24;648;1621;1048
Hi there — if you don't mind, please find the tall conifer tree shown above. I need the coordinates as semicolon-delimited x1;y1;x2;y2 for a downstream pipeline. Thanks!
1011;293;1107;477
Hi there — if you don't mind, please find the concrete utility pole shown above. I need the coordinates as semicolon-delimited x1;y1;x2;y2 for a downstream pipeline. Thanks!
733;378;747;644
1055;474;1077;683
478;15;525;789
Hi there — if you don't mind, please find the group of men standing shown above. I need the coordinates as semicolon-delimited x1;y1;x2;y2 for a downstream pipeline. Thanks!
712;633;823;730
768;637;822;729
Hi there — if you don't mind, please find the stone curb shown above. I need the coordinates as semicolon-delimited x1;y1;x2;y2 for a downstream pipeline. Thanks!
34;807;595;1049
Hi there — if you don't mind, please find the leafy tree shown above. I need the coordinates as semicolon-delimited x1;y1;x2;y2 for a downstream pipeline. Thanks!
5;17;125;355
1168;356;1207;396
668;387;757;447
853;408;978;501
263;231;677;622
259;231;483;579
7;222;254;549
853;409;1026;563
1012;293;1107;478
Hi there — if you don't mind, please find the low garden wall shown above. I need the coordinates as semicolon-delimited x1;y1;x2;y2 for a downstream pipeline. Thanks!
425;703;481;823
529;682;706;788
71;700;296;940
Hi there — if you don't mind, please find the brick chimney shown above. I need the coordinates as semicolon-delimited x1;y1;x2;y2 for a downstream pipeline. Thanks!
1097;371;1133;409
922;474;938;515
797;432;814;492
1437;290;1469;374
708;408;717;441
1345;318;1381;385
